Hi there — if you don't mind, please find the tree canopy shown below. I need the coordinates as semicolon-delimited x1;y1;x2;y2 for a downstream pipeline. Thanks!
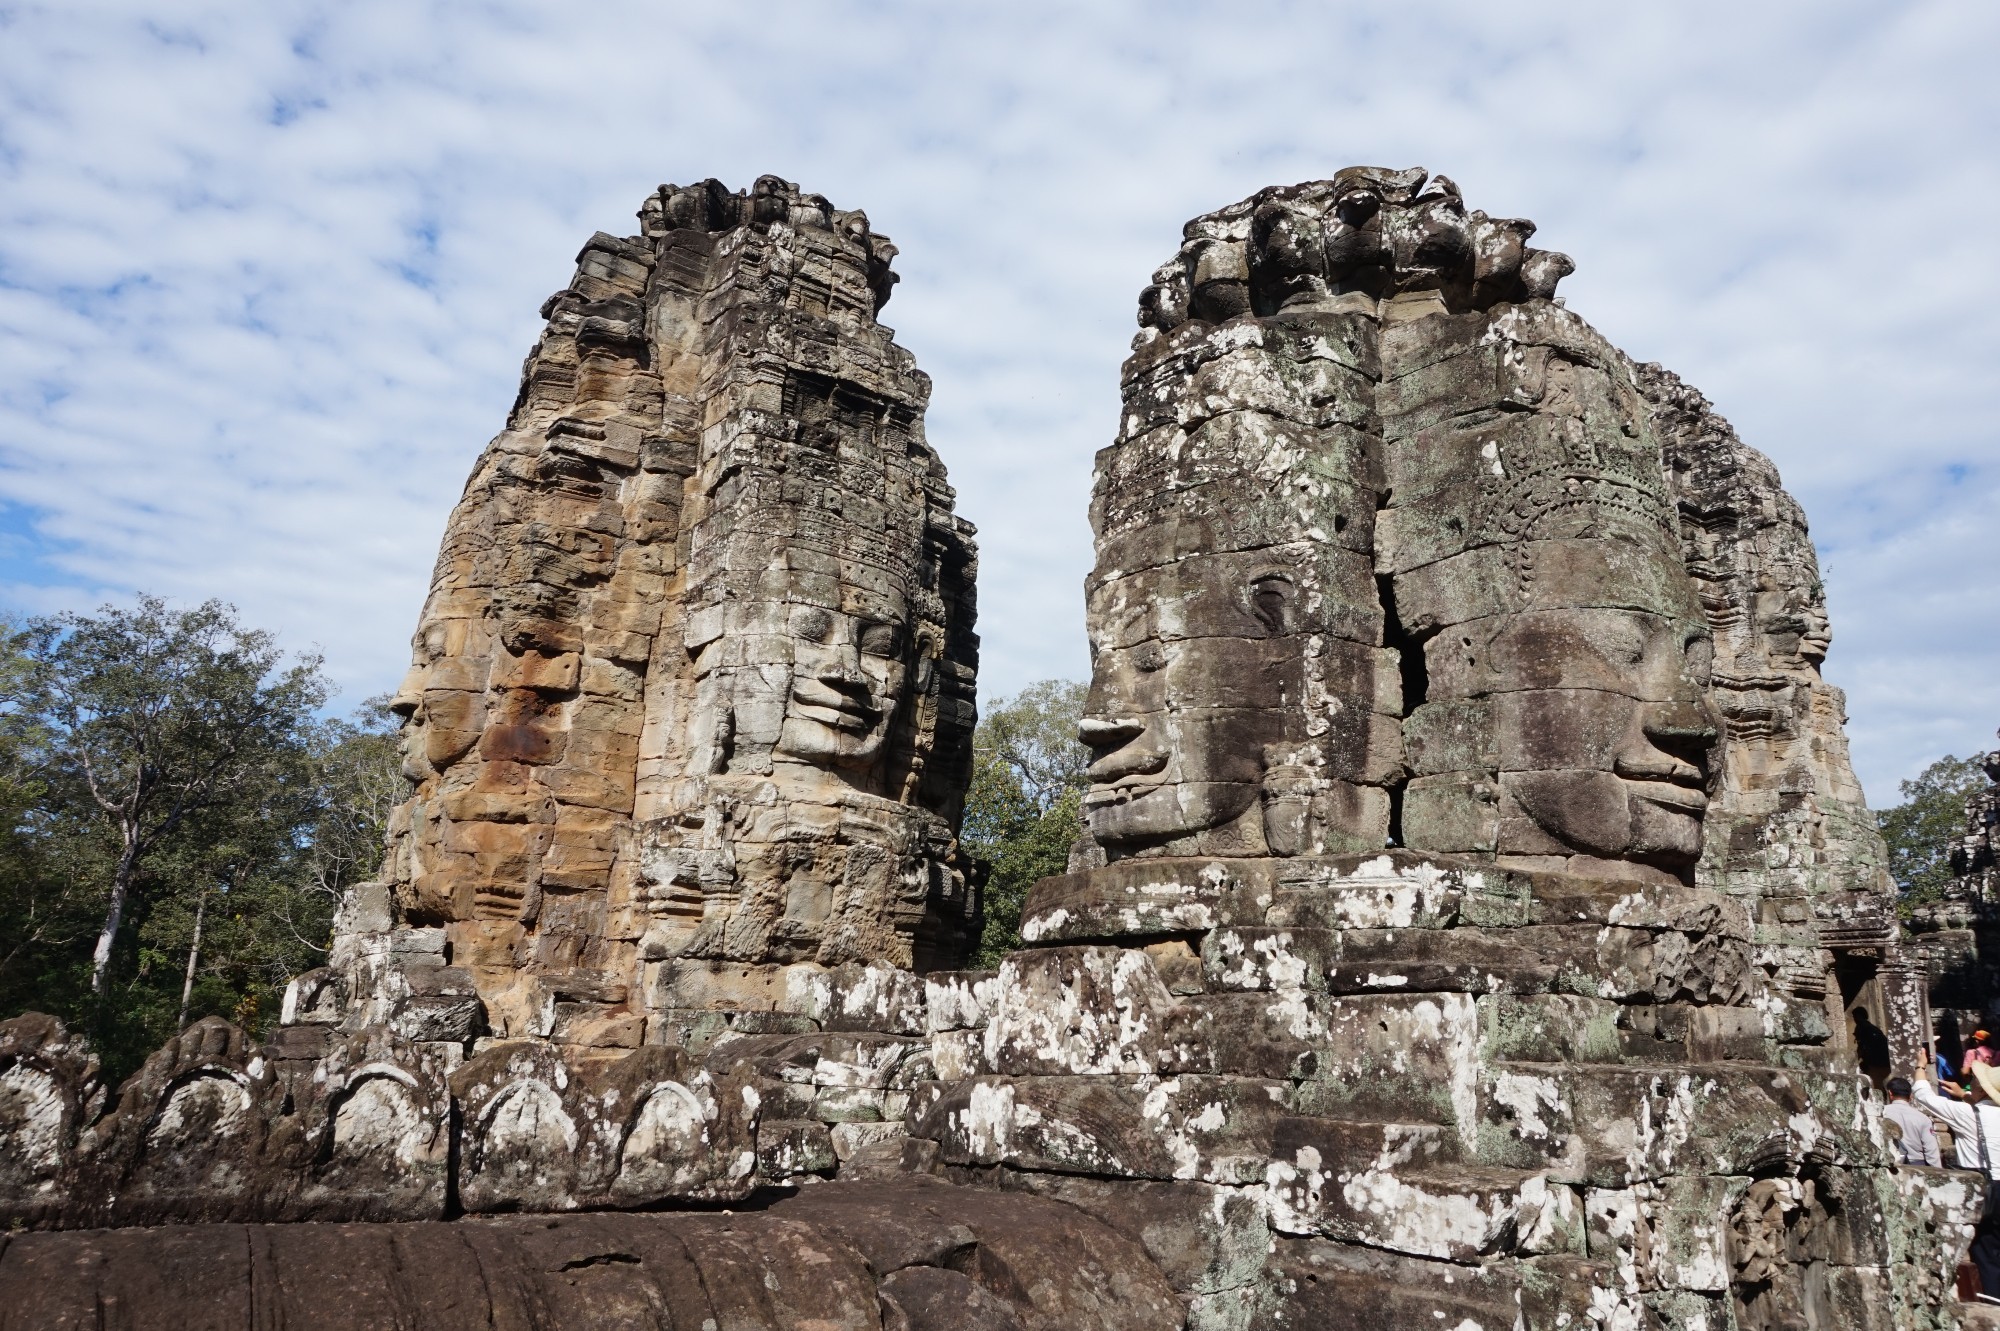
1878;750;1991;907
0;598;401;1079
963;680;1089;967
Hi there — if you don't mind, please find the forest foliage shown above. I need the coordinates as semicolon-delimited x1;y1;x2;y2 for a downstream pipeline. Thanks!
1879;751;1990;907
0;597;400;1080
961;680;1089;967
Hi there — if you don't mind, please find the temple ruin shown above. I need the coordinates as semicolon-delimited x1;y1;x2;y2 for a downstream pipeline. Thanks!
1909;733;2000;1042
0;170;1983;1330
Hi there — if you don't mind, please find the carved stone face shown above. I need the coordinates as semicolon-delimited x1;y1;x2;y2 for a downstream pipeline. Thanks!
1079;559;1305;855
1437;605;1721;867
775;603;908;770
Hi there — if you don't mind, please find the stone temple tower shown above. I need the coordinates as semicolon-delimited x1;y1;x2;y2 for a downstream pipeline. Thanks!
340;175;982;1050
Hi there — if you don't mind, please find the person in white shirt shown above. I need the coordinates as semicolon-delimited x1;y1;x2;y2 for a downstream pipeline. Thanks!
1884;1077;1942;1167
1914;1069;2000;1174
1915;1062;2000;1301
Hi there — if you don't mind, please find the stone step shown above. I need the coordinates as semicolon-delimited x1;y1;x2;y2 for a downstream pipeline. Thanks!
910;1074;1455;1184
1266;1156;1569;1263
1197;912;1753;1006
1239;1239;1622;1331
1469;1060;1879;1185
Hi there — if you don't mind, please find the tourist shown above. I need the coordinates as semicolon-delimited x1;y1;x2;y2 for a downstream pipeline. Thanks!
1883;1077;1942;1167
1964;1029;1998;1081
1916;1063;2000;1301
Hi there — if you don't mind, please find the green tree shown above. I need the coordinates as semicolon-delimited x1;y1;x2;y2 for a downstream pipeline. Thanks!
0;620;91;1001
0;598;413;1078
13;597;329;995
963;680;1089;967
287;697;403;951
1879;751;1990;906
131;701;400;1040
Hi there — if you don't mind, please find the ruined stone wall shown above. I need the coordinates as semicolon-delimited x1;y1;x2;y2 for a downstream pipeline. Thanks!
1909;736;2000;1025
918;852;1972;1331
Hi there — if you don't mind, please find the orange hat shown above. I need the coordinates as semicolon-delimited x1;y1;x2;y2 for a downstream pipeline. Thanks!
1977;1030;1991;1041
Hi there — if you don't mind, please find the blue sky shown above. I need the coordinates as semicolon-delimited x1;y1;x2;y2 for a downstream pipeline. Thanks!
1;0;1995;804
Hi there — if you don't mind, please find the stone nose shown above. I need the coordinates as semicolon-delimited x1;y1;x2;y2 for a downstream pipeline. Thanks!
1619;697;1718;783
1080;717;1166;783
1078;716;1144;753
1641;697;1718;747
809;637;867;689
388;666;426;719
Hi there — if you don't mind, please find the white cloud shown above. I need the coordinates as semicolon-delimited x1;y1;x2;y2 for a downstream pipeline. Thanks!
0;0;1995;804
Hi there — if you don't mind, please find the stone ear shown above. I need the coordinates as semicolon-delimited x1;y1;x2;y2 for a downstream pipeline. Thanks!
1249;576;1295;635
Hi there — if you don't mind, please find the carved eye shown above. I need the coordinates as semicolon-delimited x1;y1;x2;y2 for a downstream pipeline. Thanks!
1135;643;1167;673
858;622;902;658
1590;617;1647;667
794;607;834;643
1250;576;1294;636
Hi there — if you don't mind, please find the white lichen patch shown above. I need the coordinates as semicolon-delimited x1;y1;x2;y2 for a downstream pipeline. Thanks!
1491;1071;1565;1141
331;1072;432;1168
1020;907;1070;943
0;1063;66;1184
1334;1168;1513;1261
985;949;1172;1075
953;1081;1015;1162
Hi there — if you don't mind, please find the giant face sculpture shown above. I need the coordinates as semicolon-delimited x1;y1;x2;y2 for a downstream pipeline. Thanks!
1089;168;1722;883
777;604;908;770
636;237;979;969
1392;346;1722;880
1426;604;1719;870
1080;558;1309;854
684;577;920;798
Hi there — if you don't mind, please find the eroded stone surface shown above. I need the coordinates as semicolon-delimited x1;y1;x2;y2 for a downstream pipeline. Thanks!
0;169;1971;1331
0;1179;1180;1331
350;173;978;1053
981;168;1953;1330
